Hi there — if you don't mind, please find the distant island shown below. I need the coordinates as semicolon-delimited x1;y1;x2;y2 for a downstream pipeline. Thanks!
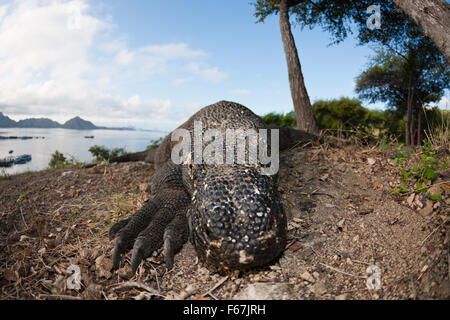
0;112;135;131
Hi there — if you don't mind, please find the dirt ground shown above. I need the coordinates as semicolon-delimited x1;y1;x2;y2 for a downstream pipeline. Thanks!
0;143;449;300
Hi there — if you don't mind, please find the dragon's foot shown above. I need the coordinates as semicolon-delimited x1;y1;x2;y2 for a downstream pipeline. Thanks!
109;190;190;274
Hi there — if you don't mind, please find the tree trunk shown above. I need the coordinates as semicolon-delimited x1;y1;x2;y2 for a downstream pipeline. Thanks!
278;0;319;134
417;104;422;146
405;86;413;145
410;108;414;146
391;0;450;66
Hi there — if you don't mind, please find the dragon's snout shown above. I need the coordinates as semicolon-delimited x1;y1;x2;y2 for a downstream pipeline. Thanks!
190;166;287;270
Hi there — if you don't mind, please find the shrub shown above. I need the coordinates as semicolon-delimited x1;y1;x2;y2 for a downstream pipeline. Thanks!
88;145;126;162
261;112;296;128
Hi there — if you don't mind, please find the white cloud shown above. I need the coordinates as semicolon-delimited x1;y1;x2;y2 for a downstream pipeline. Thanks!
0;0;226;129
231;89;252;95
185;62;227;83
115;49;134;65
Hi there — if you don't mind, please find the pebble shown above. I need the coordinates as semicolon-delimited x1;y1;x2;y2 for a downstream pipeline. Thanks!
309;282;327;296
233;283;294;300
419;200;434;216
299;271;315;283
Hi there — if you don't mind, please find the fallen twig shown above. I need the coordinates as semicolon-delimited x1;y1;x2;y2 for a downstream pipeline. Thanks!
19;208;28;229
202;276;229;298
419;220;447;247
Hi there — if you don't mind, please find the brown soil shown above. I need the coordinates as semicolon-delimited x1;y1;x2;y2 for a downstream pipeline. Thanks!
0;144;448;300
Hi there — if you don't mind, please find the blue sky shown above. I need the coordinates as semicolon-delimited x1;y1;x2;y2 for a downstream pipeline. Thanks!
0;0;447;130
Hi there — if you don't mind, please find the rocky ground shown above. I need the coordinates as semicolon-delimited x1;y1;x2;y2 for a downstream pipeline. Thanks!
0;143;448;300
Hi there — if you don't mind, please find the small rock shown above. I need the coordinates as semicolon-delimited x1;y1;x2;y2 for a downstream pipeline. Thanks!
299;271;315;283
233;283;294;300
367;158;376;166
309;281;327;296
419;200;434;216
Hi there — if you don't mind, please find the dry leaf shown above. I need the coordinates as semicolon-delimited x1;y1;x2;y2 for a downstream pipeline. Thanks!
417;264;428;281
372;183;383;190
288;241;303;252
3;269;18;282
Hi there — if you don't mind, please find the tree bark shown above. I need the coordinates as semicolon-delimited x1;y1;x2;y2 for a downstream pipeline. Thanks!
391;0;450;66
278;0;320;134
417;104;422;146
405;81;413;145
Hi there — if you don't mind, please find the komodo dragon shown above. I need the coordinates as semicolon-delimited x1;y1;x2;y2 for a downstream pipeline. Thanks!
109;100;319;274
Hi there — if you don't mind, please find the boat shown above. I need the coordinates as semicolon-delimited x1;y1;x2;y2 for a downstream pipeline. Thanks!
84;136;94;139
13;154;32;164
0;156;14;167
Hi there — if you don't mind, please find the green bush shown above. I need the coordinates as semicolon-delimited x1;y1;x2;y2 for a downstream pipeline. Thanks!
312;97;386;134
146;137;164;150
261;112;296;128
48;150;81;168
88;145;126;162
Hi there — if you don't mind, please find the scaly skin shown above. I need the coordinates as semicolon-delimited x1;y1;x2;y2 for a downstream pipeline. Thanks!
109;101;318;274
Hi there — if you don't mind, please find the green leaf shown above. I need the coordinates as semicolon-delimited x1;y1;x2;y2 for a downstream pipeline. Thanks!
401;169;409;182
429;194;441;201
422;167;438;181
415;182;425;192
391;187;400;194
400;182;409;193
17;191;28;203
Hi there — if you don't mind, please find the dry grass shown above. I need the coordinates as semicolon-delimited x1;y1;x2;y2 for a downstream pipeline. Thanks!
424;110;449;153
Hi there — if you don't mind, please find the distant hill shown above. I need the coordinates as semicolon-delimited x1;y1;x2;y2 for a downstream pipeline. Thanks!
0;112;16;128
17;118;61;128
0;112;132;130
62;116;97;130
